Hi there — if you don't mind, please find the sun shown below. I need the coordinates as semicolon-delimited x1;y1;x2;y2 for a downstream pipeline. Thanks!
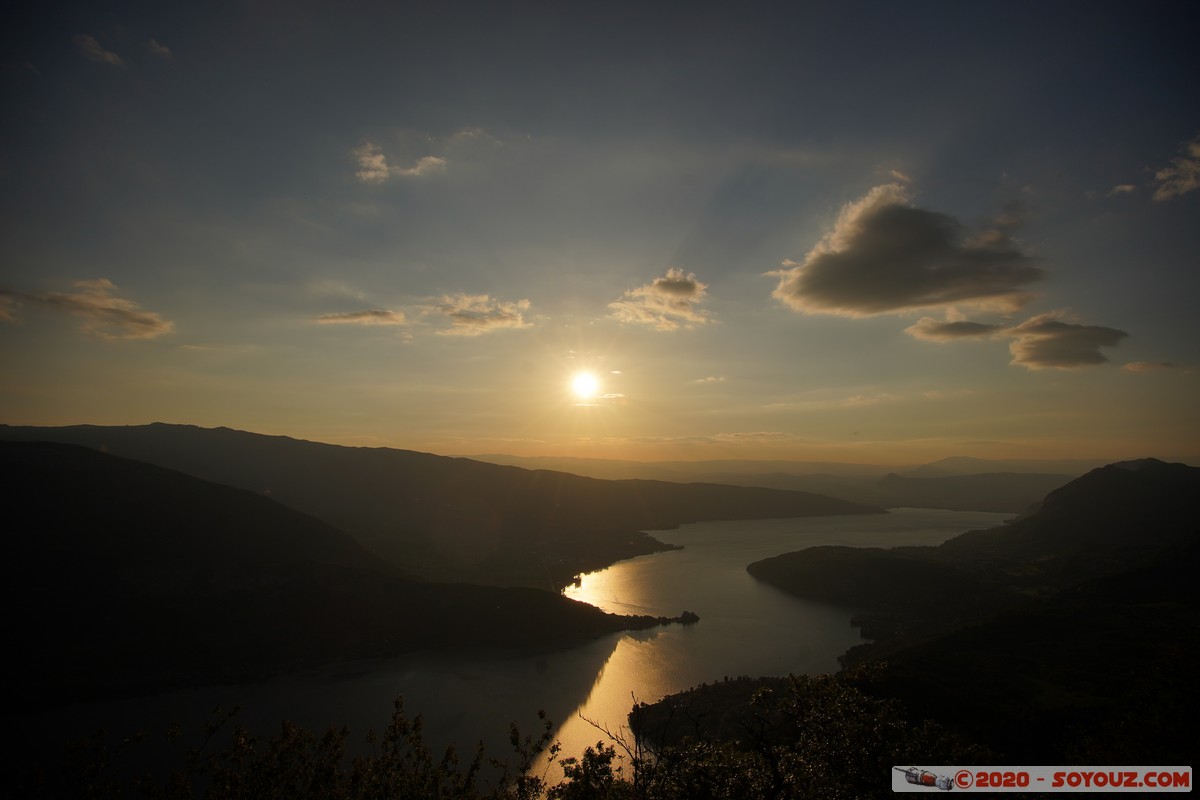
571;371;600;399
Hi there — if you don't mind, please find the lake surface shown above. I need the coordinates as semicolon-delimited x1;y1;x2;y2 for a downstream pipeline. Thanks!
21;508;1010;782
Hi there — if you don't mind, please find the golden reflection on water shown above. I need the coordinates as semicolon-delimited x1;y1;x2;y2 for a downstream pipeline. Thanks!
545;510;1015;784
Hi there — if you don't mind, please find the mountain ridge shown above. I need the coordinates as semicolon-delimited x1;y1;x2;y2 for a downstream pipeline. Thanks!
2;440;691;710
0;422;883;588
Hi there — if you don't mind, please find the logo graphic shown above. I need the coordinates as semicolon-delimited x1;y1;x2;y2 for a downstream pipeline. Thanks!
894;766;955;791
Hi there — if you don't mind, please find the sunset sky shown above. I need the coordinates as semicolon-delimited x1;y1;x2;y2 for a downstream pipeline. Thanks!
3;1;1198;463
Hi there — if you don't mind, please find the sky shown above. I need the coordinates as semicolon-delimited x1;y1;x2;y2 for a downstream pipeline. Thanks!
2;0;1198;464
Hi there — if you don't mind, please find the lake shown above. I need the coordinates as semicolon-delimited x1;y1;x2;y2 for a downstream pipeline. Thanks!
20;508;1010;784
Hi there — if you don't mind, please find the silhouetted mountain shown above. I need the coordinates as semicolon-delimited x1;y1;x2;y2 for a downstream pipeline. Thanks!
743;458;1200;759
471;453;898;479
472;453;1085;512
903;455;1115;477
1;441;680;709
868;538;1200;762
750;458;1199;614
0;423;882;588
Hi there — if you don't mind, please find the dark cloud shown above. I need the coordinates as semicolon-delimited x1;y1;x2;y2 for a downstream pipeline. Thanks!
769;184;1044;316
1006;312;1128;370
0;279;173;339
73;34;126;69
428;294;532;336
316;309;406;325
905;316;1005;341
608;268;711;330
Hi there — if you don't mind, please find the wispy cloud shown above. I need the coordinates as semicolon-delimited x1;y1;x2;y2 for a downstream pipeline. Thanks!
316;309;407;325
0;295;20;323
73;34;126;69
352;142;447;183
1108;184;1136;196
904;316;1005;342
146;38;173;59
608;268;711;330
1122;361;1176;373
1006;311;1128;370
0;279;173;339
426;294;533;336
694;375;726;384
1152;135;1200;201
769;184;1043;316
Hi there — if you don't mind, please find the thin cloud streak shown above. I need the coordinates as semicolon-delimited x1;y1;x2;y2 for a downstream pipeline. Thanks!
73;34;126;68
905;317;1006;341
0;279;173;340
316;309;407;325
1122;361;1176;373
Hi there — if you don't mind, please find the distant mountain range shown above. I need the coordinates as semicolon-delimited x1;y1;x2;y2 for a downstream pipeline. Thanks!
744;457;1200;760
469;452;1178;513
0;423;881;589
471;452;1135;478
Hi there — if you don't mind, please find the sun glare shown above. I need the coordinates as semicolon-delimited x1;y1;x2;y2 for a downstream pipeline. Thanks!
571;371;600;399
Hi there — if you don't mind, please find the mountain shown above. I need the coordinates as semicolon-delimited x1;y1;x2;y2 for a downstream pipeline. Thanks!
471;454;899;479
472;453;1085;512
0;423;882;588
1;441;678;709
903;455;1117;477
744;458;1200;759
748;459;1200;641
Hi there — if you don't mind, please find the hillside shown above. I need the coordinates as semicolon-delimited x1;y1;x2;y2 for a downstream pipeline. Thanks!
1;441;680;709
741;458;1200;760
0;423;882;588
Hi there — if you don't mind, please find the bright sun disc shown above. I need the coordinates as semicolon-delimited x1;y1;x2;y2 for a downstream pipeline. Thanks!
571;372;599;399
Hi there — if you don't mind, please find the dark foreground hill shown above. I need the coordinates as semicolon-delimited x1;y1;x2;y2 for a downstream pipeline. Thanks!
0;423;882;588
740;458;1200;761
1;441;683;710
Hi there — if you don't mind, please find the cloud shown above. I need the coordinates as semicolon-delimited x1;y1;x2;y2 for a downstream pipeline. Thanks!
427;294;533;336
0;295;19;323
0;279;173;339
353;142;447;183
74;34;126;68
608;268;711;330
353;143;391;183
1122;361;1176;373
1108;184;1136;196
768;184;1044;317
713;431;795;442
907;307;1129;370
904;316;1005;342
316;309;407;325
694;375;726;384
1006;311;1128;369
394;155;447;177
146;38;173;59
1152;136;1200;201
